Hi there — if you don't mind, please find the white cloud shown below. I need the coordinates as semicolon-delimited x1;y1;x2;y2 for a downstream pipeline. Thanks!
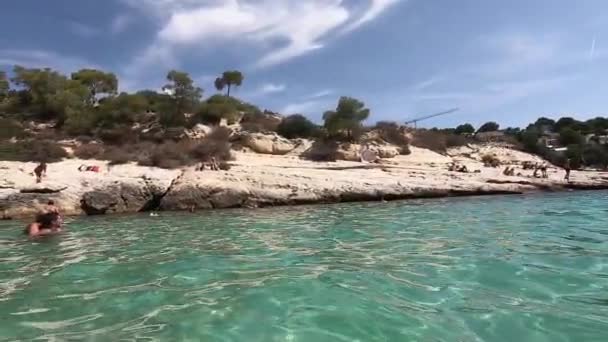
342;0;402;33
0;49;99;73
305;89;334;99
259;83;286;94
410;76;442;91
282;100;325;115
123;0;403;69
111;14;132;34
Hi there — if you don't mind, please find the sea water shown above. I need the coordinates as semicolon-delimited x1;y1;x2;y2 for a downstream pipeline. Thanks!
1;191;607;341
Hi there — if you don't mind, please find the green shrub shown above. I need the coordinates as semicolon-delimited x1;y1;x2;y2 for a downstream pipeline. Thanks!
481;154;501;167
582;145;608;168
74;143;104;159
194;99;240;126
305;140;338;162
277;114;319;139
240;111;280;132
375;121;410;146
189;127;232;162
102;147;132;165
137;141;193;169
0;139;67;162
97;125;136;145
0;118;28;141
411;130;447;153
445;134;470;147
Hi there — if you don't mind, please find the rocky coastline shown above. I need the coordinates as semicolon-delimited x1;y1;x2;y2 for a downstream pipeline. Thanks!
2;142;608;222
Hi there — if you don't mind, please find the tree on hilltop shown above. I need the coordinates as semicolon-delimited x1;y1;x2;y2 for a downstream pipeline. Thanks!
323;96;370;141
477;121;500;133
161;70;202;127
454;123;475;135
214;70;244;97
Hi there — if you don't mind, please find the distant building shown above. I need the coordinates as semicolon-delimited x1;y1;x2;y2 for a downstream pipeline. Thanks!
585;133;608;145
538;132;560;149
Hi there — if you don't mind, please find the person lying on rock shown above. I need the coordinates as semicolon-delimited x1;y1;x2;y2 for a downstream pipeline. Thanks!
78;165;101;173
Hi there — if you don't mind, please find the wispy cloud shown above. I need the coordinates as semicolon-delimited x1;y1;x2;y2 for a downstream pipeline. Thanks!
341;0;402;33
305;89;334;99
282;100;326;115
259;83;286;94
589;37;597;61
245;82;287;98
409;76;442;91
122;0;404;72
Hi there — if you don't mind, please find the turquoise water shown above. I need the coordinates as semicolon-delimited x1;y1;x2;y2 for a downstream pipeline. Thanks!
1;192;607;341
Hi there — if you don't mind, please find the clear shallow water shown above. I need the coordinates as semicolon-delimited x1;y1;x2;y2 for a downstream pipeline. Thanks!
1;192;607;341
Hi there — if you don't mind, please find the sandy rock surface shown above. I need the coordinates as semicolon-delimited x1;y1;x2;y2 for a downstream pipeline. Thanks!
2;144;607;222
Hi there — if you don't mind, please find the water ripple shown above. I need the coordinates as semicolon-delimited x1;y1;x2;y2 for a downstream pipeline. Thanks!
0;191;607;341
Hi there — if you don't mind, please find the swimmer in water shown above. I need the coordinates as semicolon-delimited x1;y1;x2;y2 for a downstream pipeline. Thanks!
25;200;63;238
25;211;62;237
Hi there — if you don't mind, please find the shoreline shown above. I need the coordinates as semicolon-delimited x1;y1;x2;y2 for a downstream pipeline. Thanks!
3;144;608;222
3;184;608;224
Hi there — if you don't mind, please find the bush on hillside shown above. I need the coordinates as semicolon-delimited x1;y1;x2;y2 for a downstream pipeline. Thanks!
375;121;410;147
277;114;319;139
102;146;132;165
194;101;237;126
137;141;193;169
240;111;281;133
0;118;28;141
75;135;94;144
411;130;448;153
0;139;67;162
74;143;104;159
189;127;233;162
97;125;136;145
304;140;339;162
445;134;470;147
481;154;501;167
411;129;471;153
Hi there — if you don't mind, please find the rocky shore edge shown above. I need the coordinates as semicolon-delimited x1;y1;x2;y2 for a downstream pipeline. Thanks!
3;152;608;221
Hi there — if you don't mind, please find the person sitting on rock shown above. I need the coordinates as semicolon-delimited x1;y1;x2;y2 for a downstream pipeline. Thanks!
503;166;515;176
34;162;47;183
457;165;469;173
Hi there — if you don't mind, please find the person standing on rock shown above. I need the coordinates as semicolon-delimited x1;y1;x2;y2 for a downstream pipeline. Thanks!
34;162;47;183
564;159;571;182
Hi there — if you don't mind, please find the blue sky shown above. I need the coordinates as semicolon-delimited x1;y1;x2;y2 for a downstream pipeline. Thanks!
1;0;607;128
